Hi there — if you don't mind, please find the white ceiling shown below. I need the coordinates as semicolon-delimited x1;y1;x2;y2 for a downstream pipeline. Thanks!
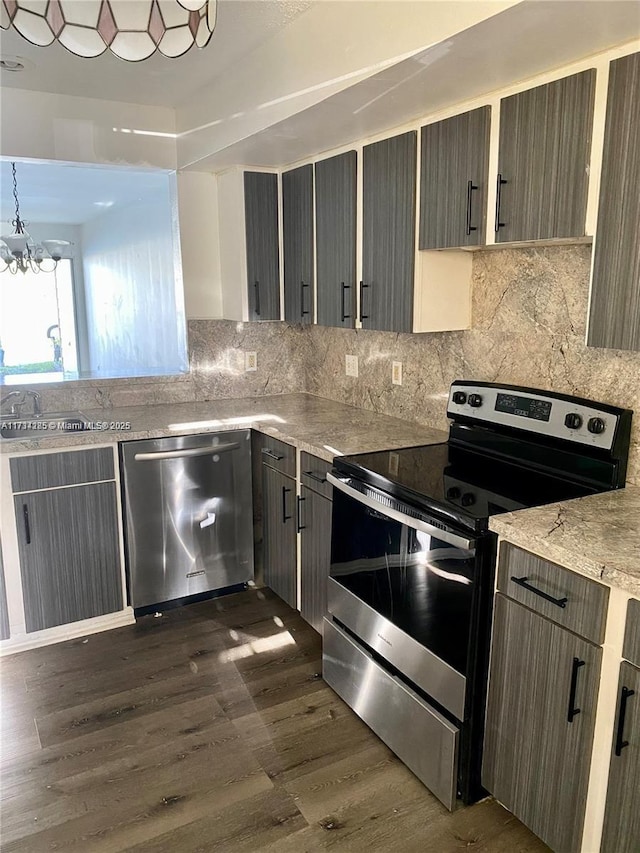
0;0;314;107
0;159;170;225
187;0;640;170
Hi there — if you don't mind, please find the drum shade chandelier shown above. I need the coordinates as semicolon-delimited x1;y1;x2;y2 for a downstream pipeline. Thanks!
1;0;217;61
0;162;71;275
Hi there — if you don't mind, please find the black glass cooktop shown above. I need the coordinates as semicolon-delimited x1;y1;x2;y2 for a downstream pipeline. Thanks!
334;442;598;532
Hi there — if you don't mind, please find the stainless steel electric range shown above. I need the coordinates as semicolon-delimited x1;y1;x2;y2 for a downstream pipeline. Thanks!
323;381;632;810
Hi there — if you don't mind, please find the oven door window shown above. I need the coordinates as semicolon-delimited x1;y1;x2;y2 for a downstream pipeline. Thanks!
330;488;476;676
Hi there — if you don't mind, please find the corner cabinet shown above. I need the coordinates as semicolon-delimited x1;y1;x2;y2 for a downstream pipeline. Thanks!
261;437;297;607
299;453;333;633
362;131;417;333
587;51;640;352
244;171;281;321
419;106;490;249
315;151;357;328
10;448;123;633
282;164;314;325
495;69;595;243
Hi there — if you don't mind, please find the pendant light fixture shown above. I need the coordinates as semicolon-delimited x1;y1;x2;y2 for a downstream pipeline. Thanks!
0;162;71;276
1;0;217;62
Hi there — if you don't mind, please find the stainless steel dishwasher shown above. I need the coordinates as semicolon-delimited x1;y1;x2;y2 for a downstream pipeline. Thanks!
120;430;253;611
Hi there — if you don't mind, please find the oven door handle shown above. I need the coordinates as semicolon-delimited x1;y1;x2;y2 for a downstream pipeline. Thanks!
327;473;476;551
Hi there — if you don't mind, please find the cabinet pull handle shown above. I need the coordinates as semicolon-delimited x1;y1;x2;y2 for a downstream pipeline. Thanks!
304;471;327;485
494;173;507;233
567;657;586;722
466;180;478;235
296;495;306;532
359;281;369;321
510;575;568;608
341;282;351;322
282;486;292;523
262;448;284;461
22;503;31;545
615;686;635;756
300;281;310;317
254;280;261;317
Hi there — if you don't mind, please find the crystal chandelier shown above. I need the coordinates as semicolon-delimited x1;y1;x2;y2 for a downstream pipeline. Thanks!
0;0;217;62
0;162;72;276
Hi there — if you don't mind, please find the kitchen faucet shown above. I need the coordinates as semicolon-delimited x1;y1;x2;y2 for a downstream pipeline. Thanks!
23;390;42;416
0;391;24;416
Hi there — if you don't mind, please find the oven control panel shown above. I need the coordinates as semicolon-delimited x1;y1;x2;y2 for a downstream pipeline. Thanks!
447;383;621;451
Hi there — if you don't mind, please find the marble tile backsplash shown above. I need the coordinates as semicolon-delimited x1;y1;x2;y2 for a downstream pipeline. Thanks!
304;245;640;485
3;244;639;484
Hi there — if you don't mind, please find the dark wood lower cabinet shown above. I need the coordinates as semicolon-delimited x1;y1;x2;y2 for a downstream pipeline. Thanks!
482;593;601;853
262;463;297;608
14;482;122;632
601;661;640;853
299;484;332;633
0;539;9;639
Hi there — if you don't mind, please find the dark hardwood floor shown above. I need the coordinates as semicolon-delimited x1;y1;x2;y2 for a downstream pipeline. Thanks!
0;589;549;852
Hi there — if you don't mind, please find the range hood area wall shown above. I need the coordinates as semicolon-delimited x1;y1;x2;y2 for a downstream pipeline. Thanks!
13;244;640;488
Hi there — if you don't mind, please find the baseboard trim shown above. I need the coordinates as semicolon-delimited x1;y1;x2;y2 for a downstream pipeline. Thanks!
0;609;136;656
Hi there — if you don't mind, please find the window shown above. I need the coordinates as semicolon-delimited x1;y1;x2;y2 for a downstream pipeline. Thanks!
0;260;79;384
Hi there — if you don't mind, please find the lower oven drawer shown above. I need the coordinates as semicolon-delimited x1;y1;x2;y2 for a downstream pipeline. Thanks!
323;618;459;811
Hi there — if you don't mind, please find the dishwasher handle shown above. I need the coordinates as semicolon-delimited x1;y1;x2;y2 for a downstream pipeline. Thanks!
134;442;240;462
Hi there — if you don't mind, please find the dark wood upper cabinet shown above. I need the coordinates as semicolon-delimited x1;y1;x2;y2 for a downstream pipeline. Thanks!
315;151;357;328
282;164;314;324
244;171;281;321
495;69;596;243
419;106;490;249
362;131;417;333
587;51;640;352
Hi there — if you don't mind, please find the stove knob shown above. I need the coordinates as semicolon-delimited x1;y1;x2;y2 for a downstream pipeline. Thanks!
452;391;467;405
588;417;606;435
461;492;476;507
446;487;461;500
468;394;483;408
564;413;583;430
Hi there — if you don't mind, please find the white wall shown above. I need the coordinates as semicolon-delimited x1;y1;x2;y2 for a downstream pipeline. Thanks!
175;0;518;169
0;89;176;169
176;171;222;319
81;187;188;378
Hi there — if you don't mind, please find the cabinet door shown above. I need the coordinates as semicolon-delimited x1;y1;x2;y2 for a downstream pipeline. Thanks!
15;482;122;632
315;151;357;327
299;485;332;633
0;539;9;640
483;593;601;853
362;131;416;332
282;164;314;324
244;172;281;321
419;106;490;249
496;69;595;243
262;464;296;608
587;51;640;352
601;661;640;853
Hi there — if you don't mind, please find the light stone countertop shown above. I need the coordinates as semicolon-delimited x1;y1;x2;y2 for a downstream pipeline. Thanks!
490;485;640;596
0;393;448;461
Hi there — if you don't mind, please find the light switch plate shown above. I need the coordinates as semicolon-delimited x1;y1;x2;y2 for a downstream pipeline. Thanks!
345;354;358;377
392;361;403;385
245;351;257;372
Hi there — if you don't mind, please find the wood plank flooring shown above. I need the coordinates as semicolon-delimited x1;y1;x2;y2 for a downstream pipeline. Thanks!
0;589;549;852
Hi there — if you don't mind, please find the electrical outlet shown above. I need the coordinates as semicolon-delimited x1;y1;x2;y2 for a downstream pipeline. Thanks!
245;351;257;372
345;354;358;377
392;361;403;385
